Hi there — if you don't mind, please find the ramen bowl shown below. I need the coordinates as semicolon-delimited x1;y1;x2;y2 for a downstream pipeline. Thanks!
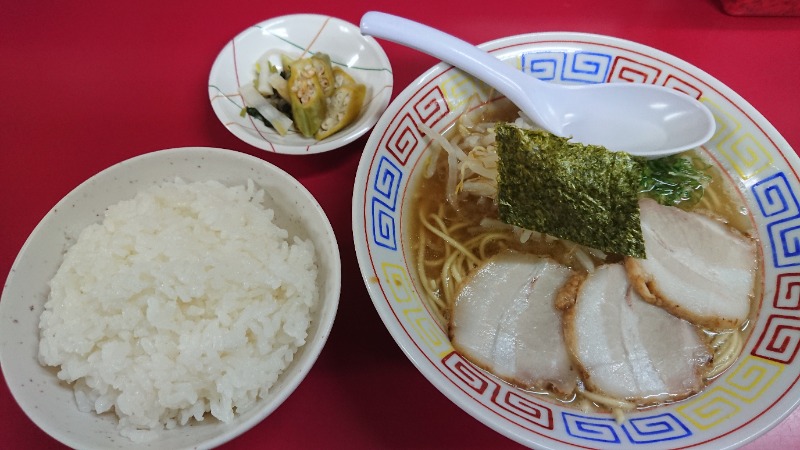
352;32;799;449
208;14;393;155
0;147;341;449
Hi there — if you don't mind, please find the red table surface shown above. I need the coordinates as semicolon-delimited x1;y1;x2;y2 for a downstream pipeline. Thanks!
1;0;799;448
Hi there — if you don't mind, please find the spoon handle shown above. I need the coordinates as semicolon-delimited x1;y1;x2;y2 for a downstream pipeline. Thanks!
359;11;552;131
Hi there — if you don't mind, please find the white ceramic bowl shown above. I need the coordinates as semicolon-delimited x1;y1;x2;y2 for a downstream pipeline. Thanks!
0;147;341;449
208;14;393;154
353;32;800;449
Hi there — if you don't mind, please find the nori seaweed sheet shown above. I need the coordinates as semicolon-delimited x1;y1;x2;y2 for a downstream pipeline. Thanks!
495;124;645;258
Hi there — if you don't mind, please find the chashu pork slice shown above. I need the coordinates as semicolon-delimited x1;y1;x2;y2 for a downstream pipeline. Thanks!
450;250;577;394
625;198;758;330
560;264;711;405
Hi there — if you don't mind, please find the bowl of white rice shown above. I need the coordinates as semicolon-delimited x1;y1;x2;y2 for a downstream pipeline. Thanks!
0;147;341;449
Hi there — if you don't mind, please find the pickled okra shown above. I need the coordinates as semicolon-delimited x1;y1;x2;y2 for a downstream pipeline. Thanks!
241;50;366;140
288;57;328;138
315;68;366;140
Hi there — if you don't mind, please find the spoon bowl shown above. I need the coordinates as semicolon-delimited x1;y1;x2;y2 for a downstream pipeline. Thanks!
360;12;715;157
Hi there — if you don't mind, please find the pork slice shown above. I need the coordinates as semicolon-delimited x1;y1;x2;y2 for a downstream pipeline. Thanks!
626;198;758;330
561;264;711;405
450;250;577;394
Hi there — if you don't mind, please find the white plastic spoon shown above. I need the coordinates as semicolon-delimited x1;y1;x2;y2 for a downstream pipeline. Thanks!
360;12;716;158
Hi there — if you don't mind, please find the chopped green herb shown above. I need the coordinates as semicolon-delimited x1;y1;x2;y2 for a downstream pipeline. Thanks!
495;124;646;258
639;154;711;208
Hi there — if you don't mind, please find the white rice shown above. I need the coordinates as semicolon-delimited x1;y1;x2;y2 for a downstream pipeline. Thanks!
37;178;318;442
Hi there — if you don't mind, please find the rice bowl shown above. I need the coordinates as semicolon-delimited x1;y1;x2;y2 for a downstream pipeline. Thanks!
0;147;341;449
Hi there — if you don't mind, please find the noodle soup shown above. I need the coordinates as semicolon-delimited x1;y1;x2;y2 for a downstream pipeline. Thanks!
407;99;761;418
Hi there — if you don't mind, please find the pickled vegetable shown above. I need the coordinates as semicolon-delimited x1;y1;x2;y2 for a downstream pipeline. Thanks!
238;83;293;135
315;83;366;140
288;58;328;137
241;50;367;140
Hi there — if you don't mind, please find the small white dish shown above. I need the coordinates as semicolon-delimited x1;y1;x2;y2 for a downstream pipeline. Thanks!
0;147;341;449
208;14;393;155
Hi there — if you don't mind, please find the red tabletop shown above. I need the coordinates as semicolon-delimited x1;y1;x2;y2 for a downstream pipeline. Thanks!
2;0;799;448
